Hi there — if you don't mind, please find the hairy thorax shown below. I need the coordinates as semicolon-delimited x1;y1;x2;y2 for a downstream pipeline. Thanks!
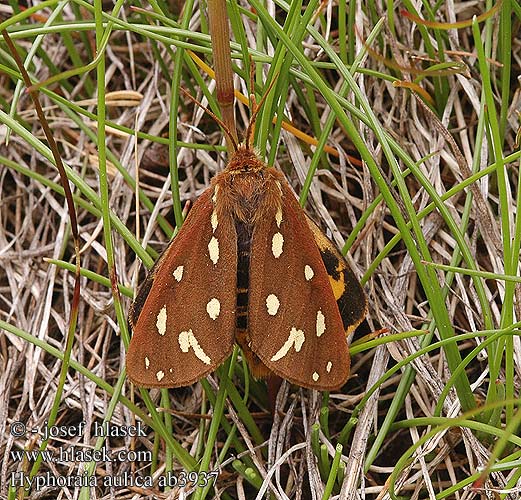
212;147;285;225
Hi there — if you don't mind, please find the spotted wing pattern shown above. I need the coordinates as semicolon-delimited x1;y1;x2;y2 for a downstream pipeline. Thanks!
127;188;237;387
247;178;353;390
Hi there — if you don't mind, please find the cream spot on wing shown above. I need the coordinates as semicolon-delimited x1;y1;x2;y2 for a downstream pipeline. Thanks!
206;298;221;320
270;327;305;362
312;371;319;382
156;305;167;336
178;329;211;365
173;265;184;282
178;330;190;352
156;370;165;382
272;232;284;258
304;265;314;281
326;361;332;373
316;310;326;337
169;368;173;373
212;185;219;203
266;294;280;316
208;236;219;264
144;356;150;369
211;210;218;232
275;205;283;228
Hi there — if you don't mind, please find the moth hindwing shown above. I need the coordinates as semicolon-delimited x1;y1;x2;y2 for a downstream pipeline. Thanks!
305;215;368;335
127;146;367;390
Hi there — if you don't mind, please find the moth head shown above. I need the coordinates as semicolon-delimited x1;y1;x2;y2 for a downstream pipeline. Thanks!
226;145;265;174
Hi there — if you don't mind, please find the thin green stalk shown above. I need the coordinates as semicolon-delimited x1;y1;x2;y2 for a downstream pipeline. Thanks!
322;444;343;500
194;378;231;500
169;0;196;229
423;263;521;284
259;0;314;162
266;0;305;165
94;0;127;356
227;0;251;79
338;0;347;64
79;373;129;500
298;17;385;204
472;17;514;424
497;0;511;143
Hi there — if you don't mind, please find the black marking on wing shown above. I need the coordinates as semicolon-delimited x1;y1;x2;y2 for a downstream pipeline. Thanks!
335;266;368;332
128;266;156;328
318;245;367;333
320;248;341;280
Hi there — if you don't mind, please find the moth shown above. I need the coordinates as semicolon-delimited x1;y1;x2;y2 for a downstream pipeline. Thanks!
127;100;367;391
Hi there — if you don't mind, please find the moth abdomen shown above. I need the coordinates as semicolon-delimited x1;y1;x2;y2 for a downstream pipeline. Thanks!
232;213;273;379
235;219;253;333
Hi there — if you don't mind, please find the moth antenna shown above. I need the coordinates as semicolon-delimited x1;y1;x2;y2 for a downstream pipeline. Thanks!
180;87;239;152
245;59;258;149
245;74;279;150
248;56;256;103
245;91;258;151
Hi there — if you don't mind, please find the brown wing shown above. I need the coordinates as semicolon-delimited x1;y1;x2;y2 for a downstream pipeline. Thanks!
127;187;236;387
247;179;351;390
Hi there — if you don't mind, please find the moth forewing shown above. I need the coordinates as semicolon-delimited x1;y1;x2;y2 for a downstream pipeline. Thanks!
247;177;352;390
126;188;237;388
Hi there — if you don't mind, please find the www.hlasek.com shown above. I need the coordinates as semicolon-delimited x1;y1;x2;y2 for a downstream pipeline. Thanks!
10;445;151;464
